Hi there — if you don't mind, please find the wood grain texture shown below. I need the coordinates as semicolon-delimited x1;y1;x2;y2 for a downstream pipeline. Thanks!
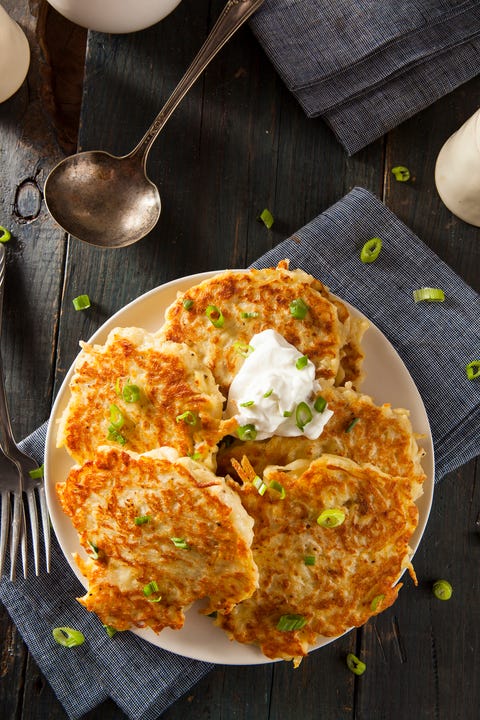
0;0;478;718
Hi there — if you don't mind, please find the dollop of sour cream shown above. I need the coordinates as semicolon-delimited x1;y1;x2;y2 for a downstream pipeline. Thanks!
226;329;333;440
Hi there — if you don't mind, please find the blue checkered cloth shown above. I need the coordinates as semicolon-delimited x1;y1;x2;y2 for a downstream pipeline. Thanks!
1;187;478;718
251;0;480;153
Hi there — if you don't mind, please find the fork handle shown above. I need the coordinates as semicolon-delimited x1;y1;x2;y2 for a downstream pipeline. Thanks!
0;245;19;461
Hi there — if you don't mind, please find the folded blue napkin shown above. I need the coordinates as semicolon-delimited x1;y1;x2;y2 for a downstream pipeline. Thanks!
251;0;480;153
0;187;478;718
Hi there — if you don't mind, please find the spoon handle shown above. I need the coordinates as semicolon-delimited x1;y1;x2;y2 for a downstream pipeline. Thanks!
128;0;265;164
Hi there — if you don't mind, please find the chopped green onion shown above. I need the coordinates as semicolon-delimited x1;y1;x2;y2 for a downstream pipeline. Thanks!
433;579;453;601
183;298;194;310
253;476;267;495
107;426;126;445
134;515;151;526
143;580;159;597
283;410;292;417
314;396;326;413
72;294;91;311
346;653;366;675
240;400;255;407
295;355;308;370
263;389;273;398
269;480;286;499
466;361;480;380
103;625;117;638
237;424;257;441
241;311;259;319
171;537;190;549
176;410;197;425
233;341;254;357
206;304;224;328
360;237;382;263
391;165;411;182
109;404;124;430
296;402;312;430
277;614;307;631
0;226;11;243
52;627;85;648
304;555;315;566
258;208;274;229
317;508;346;528
87;540;99;559
289;297;309;319
413;287;445;303
188;451;203;461
370;594;385;612
28;464;44;479
122;383;140;403
346;417;359;433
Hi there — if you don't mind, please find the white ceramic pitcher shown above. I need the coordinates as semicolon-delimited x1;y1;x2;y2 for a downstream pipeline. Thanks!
0;4;30;103
45;0;182;34
434;108;480;228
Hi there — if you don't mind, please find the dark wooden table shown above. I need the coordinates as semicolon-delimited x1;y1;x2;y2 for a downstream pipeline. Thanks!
1;1;479;718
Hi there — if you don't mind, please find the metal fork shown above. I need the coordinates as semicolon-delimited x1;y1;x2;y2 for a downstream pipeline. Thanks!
0;244;50;577
0;447;27;580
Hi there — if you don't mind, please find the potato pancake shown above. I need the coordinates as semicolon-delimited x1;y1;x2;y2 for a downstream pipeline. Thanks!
159;263;366;394
217;382;426;490
215;454;420;665
56;446;259;633
57;327;234;468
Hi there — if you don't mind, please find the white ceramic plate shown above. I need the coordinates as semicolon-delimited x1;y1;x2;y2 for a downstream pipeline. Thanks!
45;271;434;665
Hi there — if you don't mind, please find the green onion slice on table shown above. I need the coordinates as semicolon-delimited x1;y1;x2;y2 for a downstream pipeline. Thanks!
346;652;366;675
413;287;445;303
29;464;44;479
391;165;411;182
103;625;117;638
72;294;91;310
466;360;480;380
433;579;453;600
360;237;382;263
52;627;85;648
0;226;11;243
258;208;274;228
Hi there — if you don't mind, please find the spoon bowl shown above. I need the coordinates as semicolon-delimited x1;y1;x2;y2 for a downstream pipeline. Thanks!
45;151;160;248
44;0;265;248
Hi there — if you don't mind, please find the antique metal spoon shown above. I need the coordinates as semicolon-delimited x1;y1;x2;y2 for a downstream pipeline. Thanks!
44;0;264;248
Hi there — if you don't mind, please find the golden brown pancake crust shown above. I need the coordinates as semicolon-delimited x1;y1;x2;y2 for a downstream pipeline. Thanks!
159;265;349;393
57;327;234;467
216;454;419;664
57;446;258;633
217;383;426;491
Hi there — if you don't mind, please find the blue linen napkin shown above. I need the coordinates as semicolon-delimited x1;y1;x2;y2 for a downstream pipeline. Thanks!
250;0;480;154
0;187;479;718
